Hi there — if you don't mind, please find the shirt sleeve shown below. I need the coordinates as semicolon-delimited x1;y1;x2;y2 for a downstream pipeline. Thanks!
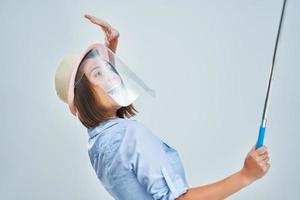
117;121;189;200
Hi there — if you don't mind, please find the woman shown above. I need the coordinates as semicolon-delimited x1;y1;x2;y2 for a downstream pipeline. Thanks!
54;14;270;200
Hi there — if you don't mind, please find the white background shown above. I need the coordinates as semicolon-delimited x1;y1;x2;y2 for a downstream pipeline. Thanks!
1;0;299;199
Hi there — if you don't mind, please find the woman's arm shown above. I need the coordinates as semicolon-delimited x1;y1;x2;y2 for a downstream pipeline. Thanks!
177;145;270;200
84;14;120;53
177;170;250;200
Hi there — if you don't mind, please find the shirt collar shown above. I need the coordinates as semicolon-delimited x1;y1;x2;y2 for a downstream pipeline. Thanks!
87;117;125;139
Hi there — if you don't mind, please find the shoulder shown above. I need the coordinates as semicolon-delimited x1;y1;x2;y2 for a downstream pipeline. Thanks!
117;120;165;163
121;119;161;145
99;119;158;154
121;118;147;130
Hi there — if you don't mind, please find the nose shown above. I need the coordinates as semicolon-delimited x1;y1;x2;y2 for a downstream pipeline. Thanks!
107;76;121;85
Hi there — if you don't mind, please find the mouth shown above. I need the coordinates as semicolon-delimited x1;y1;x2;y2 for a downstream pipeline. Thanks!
106;77;122;92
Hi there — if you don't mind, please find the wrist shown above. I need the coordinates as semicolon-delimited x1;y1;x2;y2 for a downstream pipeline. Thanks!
238;169;255;186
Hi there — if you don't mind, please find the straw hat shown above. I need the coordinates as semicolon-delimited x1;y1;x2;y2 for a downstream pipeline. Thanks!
54;43;105;116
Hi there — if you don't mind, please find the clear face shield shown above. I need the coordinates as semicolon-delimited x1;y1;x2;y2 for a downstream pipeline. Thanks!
74;44;155;107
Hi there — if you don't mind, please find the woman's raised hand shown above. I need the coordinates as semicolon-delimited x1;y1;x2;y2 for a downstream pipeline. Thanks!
240;145;271;184
84;14;120;52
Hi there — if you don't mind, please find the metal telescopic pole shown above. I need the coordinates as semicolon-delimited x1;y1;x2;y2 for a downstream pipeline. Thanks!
256;0;287;149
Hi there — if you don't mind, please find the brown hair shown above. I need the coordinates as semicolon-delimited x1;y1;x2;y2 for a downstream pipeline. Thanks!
73;55;138;128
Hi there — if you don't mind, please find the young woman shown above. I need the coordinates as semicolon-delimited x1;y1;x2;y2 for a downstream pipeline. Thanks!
54;14;270;200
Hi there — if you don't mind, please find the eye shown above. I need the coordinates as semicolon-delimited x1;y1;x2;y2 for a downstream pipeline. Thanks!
94;71;102;77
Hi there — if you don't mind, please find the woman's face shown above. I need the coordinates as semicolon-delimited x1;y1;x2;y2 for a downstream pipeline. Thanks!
81;57;122;114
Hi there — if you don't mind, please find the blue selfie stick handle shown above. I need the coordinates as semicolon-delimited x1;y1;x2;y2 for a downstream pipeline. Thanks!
256;125;266;149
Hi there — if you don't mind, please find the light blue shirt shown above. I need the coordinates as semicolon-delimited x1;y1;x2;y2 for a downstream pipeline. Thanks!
87;117;189;200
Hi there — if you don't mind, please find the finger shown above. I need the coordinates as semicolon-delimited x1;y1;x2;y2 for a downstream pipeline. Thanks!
89;18;109;29
258;157;270;167
256;146;268;154
257;150;268;157
95;22;112;35
84;14;99;22
247;144;256;156
85;15;111;29
266;163;271;171
84;14;92;19
84;14;102;24
262;164;268;172
84;14;118;36
252;152;268;163
258;154;269;162
256;151;268;159
84;14;119;42
263;156;270;163
263;162;271;171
